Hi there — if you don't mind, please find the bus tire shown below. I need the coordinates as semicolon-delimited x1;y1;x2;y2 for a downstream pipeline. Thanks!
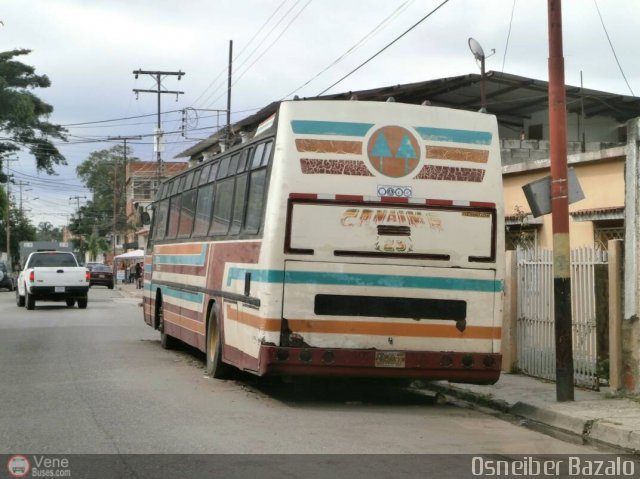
206;309;232;379
157;300;179;350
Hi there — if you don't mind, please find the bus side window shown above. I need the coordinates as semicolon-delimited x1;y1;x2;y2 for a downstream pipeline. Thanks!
177;175;186;192
199;164;212;185
178;189;197;238
191;168;202;187
208;162;220;182
244;169;267;234
251;143;266;169
209;178;234;236
166;194;182;239
184;170;195;190
229;173;248;235
261;141;273;166
217;156;231;179
228;153;240;177
193;183;215;237
237;148;252;172
154;199;169;241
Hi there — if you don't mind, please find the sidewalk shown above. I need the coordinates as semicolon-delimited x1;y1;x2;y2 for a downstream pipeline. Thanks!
420;372;640;452
114;281;144;299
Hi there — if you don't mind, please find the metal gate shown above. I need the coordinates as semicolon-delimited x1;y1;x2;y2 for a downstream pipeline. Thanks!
516;247;607;389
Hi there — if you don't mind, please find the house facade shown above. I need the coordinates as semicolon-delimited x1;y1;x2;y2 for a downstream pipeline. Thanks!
123;161;188;251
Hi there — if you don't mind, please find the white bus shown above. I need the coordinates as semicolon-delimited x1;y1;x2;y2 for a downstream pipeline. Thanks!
143;99;504;384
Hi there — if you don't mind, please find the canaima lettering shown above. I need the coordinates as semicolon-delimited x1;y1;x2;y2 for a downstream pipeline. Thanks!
341;209;427;227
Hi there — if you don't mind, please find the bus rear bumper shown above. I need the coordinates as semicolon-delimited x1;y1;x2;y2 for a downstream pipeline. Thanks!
258;346;502;385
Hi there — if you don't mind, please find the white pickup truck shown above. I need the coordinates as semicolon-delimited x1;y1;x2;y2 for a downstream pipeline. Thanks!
16;251;90;310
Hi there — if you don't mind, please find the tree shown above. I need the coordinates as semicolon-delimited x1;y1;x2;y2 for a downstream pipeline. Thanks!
36;221;63;241
86;233;109;262
0;197;36;264
0;49;67;176
74;144;138;247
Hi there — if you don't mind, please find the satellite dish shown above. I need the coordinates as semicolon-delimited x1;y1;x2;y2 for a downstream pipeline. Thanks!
468;37;485;61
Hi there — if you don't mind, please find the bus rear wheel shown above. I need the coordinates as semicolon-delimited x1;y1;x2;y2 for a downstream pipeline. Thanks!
206;309;232;379
157;301;179;350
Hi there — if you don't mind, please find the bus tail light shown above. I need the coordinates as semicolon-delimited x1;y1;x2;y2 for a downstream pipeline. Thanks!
29;271;35;282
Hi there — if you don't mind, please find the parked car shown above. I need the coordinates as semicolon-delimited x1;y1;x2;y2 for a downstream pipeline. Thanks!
89;264;114;289
0;261;15;291
85;262;102;271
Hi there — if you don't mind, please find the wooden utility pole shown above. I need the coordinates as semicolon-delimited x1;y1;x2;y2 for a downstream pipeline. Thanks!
107;136;141;262
226;40;233;144
3;157;18;266
132;69;185;192
548;0;574;401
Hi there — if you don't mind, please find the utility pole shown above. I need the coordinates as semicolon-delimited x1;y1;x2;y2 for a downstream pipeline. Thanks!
132;69;184;192
226;40;233;144
107;135;142;257
3;157;18;266
106;136;141;263
548;0;574;401
13;181;30;215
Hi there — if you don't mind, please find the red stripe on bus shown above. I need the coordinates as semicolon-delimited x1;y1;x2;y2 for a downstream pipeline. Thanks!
335;194;364;202
290;193;318;199
380;197;409;203
470;201;496;208
425;199;454;206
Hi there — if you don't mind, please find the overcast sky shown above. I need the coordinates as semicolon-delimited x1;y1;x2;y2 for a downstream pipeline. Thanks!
2;0;639;227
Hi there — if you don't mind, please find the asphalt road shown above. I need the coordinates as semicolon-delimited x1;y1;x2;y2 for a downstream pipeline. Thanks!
0;286;612;456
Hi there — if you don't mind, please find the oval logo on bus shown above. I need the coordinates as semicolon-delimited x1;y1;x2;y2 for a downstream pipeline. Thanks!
366;126;420;178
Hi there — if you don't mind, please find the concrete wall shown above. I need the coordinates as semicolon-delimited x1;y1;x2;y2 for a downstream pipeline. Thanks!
503;148;626;249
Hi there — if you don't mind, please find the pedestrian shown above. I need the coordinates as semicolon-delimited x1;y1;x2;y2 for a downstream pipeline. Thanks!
135;262;142;289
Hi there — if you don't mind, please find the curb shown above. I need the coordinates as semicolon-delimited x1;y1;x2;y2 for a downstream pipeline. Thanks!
419;382;640;453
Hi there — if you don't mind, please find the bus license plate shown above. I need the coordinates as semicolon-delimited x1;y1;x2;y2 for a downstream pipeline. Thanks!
55;286;65;293
375;351;405;368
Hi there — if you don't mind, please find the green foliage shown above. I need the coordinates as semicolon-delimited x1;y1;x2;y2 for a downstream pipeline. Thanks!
0;198;37;263
0;49;67;174
86;233;110;262
72;145;138;251
36;221;63;241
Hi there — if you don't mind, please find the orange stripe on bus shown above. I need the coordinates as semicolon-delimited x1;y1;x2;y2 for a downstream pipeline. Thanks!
426;146;489;164
156;243;204;254
225;307;500;339
226;305;280;331
295;139;362;155
164;310;205;335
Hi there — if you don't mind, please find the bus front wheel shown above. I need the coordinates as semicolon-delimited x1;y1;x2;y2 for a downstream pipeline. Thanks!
206;309;232;379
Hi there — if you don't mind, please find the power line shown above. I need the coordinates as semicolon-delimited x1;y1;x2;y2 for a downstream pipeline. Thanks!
190;0;289;108
501;0;517;74
316;0;451;96
593;0;635;96
59;109;183;127
280;0;415;100
202;0;313;110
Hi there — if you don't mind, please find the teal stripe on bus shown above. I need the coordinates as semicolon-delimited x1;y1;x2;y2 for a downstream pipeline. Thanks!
154;251;207;266
227;268;503;293
291;120;374;137
414;127;492;145
152;283;203;304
